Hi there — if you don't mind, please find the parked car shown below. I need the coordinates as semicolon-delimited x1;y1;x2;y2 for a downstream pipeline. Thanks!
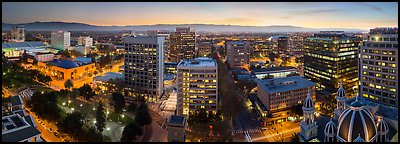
54;132;60;138
49;128;53;132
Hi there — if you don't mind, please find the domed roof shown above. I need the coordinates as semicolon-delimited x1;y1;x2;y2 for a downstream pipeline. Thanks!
376;118;389;134
324;118;336;136
337;82;346;98
337;96;377;142
303;90;314;109
57;60;79;69
353;134;365;142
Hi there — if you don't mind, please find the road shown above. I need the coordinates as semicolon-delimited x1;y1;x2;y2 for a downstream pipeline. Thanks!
251;121;301;142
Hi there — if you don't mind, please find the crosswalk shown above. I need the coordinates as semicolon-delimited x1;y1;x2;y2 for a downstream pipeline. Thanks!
232;129;261;134
18;88;34;98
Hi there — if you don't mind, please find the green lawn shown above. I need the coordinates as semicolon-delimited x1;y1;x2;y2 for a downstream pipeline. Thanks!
107;112;134;124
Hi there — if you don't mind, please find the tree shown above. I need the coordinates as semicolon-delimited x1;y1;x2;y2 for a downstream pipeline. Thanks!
290;133;300;142
57;111;84;137
96;102;106;133
211;120;233;142
120;122;143;142
79;84;95;100
60;50;71;58
127;103;137;113
64;79;74;106
112;92;125;113
27;91;61;122
135;103;152;126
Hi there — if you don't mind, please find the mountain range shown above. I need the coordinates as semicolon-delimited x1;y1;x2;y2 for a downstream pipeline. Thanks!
2;21;367;32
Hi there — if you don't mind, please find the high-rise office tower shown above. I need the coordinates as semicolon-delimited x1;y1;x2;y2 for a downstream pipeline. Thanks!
77;36;93;47
359;27;398;107
278;36;289;53
147;30;171;62
51;31;71;50
169;27;196;62
227;41;250;69
124;36;164;102
304;31;359;98
176;57;218;116
10;26;25;42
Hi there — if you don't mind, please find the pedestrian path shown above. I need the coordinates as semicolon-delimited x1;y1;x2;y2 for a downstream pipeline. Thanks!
233;128;261;134
18;88;33;98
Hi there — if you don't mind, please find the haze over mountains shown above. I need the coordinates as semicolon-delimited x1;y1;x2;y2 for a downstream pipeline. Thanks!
2;21;367;32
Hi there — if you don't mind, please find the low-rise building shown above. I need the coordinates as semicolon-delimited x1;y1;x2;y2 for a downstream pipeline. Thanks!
2;114;41;142
92;72;124;93
256;76;316;125
167;115;186;142
252;66;299;79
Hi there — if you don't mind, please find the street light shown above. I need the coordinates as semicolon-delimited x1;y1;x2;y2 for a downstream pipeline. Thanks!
80;104;83;107
62;102;66;106
93;108;96;111
107;127;110;131
68;100;71;103
71;108;75;111
94;120;97;124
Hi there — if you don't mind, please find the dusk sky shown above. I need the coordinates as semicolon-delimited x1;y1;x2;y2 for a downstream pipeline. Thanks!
2;2;398;30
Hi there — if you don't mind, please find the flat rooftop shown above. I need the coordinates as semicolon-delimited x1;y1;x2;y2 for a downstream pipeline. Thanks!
177;57;216;67
252;66;296;73
257;76;316;94
2;114;40;142
229;41;246;45
168;115;185;125
94;72;124;82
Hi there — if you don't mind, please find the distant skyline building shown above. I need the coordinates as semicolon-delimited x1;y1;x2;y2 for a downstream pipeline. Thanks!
304;31;360;98
10;26;25;42
77;36;93;47
176;57;218;116
169;27;196;62
51;30;70;50
226;41;250;69
197;41;213;57
124;36;164;102
359;27;398;108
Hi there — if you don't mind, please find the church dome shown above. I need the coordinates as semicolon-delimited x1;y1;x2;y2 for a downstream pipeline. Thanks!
324;118;336;136
303;90;314;109
337;96;377;142
376;118;389;134
353;134;365;142
336;82;346;98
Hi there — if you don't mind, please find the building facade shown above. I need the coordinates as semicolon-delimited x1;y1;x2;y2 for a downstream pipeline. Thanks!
124;36;164;102
304;32;360;98
177;57;218;116
169;27;196;62
77;36;93;47
197;41;213;57
147;30;171;62
226;41;250;69
359;27;398;108
10;26;25;42
167;115;186;142
51;31;71;50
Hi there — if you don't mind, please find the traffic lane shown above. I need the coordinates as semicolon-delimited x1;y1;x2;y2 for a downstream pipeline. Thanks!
26;109;63;142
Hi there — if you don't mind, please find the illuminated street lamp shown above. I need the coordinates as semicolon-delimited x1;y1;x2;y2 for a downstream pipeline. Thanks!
94;120;97;124
80;104;83;107
107;127;110;131
93;108;96;111
68;100;71;103
62;102;66;106
71;108;75;111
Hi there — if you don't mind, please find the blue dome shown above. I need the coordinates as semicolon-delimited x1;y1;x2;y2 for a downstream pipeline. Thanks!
57;60;79;69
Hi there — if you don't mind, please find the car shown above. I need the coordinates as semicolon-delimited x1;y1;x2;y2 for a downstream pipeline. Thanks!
49;128;53;132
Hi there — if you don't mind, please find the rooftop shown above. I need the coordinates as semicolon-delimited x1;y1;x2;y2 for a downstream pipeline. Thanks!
257;76;315;94
2;41;48;49
168;115;186;125
94;72;124;82
2;114;40;142
228;41;247;46
10;96;23;107
177;57;216;67
252;66;296;73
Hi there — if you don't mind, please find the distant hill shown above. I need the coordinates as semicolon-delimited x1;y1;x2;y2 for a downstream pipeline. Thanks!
2;21;367;32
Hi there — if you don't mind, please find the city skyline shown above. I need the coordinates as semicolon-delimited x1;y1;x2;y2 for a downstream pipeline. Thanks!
2;2;398;30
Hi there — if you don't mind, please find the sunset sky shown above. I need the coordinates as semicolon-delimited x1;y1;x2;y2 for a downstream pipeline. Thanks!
2;2;398;30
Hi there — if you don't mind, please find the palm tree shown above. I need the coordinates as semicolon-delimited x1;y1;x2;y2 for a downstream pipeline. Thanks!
64;79;74;107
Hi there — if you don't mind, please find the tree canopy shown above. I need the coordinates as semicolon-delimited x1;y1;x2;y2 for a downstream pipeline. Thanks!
120;122;143;142
112;92;125;113
135;103;152;126
96;102;106;133
79;84;96;100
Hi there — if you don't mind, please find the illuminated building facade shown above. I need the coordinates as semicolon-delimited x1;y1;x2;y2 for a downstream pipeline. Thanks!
124;36;164;102
77;36;93;47
51;31;71;50
197;41;213;57
304;32;359;98
147;30;171;62
169;27;196;62
177;57;218;116
10;26;25;42
359;27;398;108
226;41;250;69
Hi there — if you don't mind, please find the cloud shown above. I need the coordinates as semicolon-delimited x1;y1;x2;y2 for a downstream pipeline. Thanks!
281;9;342;19
353;2;394;16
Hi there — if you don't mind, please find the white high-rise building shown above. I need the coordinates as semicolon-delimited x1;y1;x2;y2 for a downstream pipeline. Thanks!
77;36;93;47
176;57;218;116
10;26;25;42
124;36;164;102
51;31;70;50
359;27;398;108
